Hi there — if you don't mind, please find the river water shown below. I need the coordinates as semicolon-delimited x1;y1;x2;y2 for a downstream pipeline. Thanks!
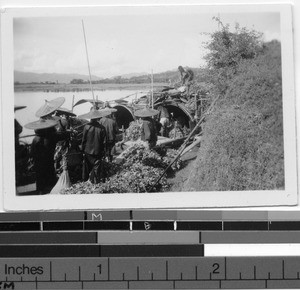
15;89;146;143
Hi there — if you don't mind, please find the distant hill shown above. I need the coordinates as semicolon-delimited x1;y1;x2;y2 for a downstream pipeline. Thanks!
14;71;102;84
14;67;202;85
120;72;148;79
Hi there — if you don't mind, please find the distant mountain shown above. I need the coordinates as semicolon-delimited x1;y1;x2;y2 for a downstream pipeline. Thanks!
120;72;148;79
14;67;203;85
14;71;102;84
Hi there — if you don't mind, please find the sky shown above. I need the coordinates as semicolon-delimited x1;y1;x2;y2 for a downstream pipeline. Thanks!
14;10;281;78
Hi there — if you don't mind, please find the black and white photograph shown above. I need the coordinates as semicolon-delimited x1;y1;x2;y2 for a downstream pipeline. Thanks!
1;4;297;210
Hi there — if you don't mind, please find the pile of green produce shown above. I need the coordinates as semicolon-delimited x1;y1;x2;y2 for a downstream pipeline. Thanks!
61;144;182;194
124;121;142;141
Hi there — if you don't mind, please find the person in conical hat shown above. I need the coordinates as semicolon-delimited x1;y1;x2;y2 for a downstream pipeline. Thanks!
52;108;76;174
134;107;159;118
134;107;159;149
80;108;108;183
99;106;119;162
35;97;65;118
26;118;70;194
78;107;111;120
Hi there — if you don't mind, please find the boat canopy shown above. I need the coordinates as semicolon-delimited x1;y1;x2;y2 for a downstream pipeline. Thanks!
112;100;193;130
155;100;193;128
113;105;135;129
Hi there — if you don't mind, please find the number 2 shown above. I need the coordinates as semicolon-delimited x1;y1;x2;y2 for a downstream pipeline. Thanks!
212;263;220;274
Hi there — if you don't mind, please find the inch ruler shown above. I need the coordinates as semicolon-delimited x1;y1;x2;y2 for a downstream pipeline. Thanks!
0;257;298;289
0;210;298;289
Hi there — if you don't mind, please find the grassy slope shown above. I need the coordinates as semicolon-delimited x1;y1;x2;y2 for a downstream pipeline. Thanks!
183;41;284;191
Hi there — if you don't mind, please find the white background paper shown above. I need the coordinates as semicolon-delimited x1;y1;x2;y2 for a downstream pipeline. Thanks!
0;0;299;211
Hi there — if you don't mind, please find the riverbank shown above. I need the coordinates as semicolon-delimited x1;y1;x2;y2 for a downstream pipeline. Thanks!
14;82;169;92
167;145;199;192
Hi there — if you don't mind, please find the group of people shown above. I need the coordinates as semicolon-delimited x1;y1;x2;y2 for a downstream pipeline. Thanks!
16;98;161;193
15;98;121;193
71;104;162;185
15;65;194;193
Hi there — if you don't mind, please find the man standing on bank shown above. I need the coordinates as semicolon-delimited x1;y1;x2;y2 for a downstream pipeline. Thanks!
79;108;110;183
26;97;68;194
178;65;194;97
99;105;119;162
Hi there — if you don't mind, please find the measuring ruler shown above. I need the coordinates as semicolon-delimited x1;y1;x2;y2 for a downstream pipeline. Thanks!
0;210;298;289
0;257;299;289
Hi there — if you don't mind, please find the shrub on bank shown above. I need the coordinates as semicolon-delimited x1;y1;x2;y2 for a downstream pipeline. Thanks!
184;37;284;191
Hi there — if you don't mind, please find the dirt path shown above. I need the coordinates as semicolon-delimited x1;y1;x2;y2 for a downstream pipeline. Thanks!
167;145;199;192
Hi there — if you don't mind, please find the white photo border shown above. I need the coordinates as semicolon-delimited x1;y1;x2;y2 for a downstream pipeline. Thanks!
1;4;297;211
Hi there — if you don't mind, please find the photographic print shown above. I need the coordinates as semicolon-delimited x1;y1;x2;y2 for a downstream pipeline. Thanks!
1;4;297;210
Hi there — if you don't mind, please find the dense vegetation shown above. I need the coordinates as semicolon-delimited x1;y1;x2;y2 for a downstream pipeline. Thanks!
184;19;284;191
61;144;182;194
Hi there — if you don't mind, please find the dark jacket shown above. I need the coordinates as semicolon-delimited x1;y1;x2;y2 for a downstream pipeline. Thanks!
31;128;68;162
81;121;106;156
99;116;119;143
31;127;68;191
141;118;157;143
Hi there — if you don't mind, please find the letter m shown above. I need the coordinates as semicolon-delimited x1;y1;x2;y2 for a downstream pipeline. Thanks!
92;213;103;221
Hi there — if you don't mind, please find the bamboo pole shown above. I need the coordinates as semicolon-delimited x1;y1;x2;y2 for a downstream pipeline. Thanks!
82;20;96;108
19;134;36;139
151;69;154;109
71;95;75;112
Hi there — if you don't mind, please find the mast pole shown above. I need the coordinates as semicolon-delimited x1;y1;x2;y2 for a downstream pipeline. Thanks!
151;69;154;109
82;19;96;108
71;95;75;112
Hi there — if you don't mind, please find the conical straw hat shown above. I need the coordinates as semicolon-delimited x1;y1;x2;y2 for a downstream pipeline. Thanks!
100;107;117;114
35;97;65;118
24;118;58;130
134;107;159;117
78;108;111;120
55;107;76;117
14;105;27;111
